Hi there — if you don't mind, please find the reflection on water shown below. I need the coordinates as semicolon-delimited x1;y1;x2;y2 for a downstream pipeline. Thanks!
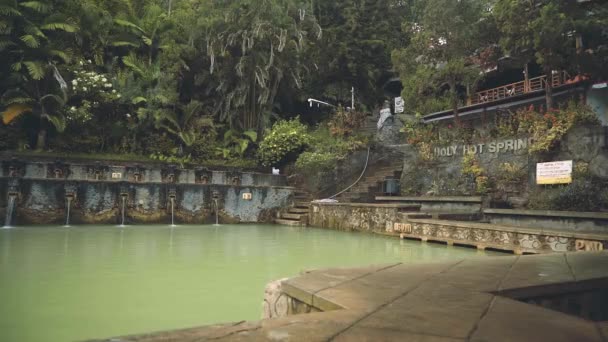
0;224;502;342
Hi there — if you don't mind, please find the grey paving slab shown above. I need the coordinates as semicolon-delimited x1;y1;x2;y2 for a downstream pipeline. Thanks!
433;255;519;292
315;261;461;311
355;283;495;339
105;321;262;342
597;322;608;342
283;263;400;294
500;253;575;291
565;251;608;281
332;326;464;342
470;296;602;342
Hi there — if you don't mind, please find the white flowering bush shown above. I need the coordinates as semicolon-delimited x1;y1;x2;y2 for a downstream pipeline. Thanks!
65;60;122;124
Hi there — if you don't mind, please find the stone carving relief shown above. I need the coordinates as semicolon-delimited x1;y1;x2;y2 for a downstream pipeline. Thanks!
575;239;604;251
519;234;541;250
546;236;572;252
392;222;412;233
453;228;470;241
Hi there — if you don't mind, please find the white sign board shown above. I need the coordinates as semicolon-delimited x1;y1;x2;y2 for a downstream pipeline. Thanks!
394;97;404;114
242;193;252;200
111;172;122;179
536;161;572;185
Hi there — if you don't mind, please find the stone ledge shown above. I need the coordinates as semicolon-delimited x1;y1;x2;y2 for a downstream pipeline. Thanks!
0;177;297;190
312;202;421;209
408;218;608;241
376;195;483;203
484;208;608;220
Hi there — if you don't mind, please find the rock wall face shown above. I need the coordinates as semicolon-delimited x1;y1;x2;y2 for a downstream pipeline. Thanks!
401;124;608;203
309;203;400;232
0;160;293;225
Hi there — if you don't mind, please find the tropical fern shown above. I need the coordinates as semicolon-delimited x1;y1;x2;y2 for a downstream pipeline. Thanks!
23;61;46;79
41;22;78;33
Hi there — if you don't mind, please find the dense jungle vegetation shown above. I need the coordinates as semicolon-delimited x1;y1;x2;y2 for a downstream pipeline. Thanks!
0;0;606;169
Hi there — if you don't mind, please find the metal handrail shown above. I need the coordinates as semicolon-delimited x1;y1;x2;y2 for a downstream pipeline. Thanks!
471;71;571;105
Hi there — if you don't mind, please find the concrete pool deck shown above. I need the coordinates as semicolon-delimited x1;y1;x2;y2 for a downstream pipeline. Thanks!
99;251;608;341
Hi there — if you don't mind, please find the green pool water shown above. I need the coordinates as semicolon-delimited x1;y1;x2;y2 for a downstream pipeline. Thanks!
0;224;502;342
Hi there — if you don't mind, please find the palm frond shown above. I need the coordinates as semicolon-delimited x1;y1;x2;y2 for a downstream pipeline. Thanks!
19;2;51;14
48;49;70;63
0;39;15;51
2;97;35;105
114;19;145;34
40;93;65;106
23;61;45;80
243;130;258;142
0;6;22;17
41;22;78;33
24;23;45;38
44;114;66;132
111;41;139;48
122;54;145;77
2;104;32;124
20;34;40;48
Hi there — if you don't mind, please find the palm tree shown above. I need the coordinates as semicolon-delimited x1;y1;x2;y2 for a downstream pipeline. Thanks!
0;0;78;149
203;0;322;132
156;100;204;153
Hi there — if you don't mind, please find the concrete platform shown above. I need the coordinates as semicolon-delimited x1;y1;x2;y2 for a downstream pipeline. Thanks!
95;251;608;341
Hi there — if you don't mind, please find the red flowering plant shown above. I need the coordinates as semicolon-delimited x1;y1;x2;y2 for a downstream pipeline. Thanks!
508;102;600;153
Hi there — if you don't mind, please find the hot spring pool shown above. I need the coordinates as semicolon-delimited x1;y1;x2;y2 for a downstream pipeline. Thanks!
0;224;502;341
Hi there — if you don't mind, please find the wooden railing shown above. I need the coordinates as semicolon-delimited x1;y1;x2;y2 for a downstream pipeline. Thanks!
470;71;572;105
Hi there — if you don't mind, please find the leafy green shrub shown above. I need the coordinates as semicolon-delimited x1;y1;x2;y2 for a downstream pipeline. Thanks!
216;129;258;159
143;132;176;156
461;153;489;194
191;130;219;160
295;151;336;173
295;126;368;173
528;179;608;212
327;106;366;137
50;134;102;153
258;118;311;167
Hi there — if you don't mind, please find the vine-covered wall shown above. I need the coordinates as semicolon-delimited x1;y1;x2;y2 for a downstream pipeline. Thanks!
400;103;608;212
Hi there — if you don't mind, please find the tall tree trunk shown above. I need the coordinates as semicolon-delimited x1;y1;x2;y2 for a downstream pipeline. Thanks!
524;63;530;93
36;114;47;150
544;69;554;110
36;128;47;151
449;79;460;126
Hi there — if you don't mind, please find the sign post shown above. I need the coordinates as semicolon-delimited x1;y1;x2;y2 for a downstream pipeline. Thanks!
394;97;404;114
536;161;573;185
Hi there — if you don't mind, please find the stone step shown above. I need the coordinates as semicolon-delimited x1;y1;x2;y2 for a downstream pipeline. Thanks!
288;207;309;214
294;201;311;208
275;218;304;226
281;212;304;220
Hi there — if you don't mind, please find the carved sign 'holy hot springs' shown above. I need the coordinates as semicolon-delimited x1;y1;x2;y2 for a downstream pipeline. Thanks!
434;138;533;157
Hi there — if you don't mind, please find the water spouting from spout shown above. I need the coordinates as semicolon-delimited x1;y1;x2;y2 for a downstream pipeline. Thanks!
170;197;176;227
3;195;16;228
120;195;126;227
65;196;72;227
213;199;220;226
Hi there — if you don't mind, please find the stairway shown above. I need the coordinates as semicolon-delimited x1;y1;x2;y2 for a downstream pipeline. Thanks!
337;164;403;203
275;191;312;226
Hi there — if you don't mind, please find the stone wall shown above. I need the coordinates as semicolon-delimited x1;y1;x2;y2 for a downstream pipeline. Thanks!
0;160;293;225
309;203;405;232
401;124;608;208
397;219;607;254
